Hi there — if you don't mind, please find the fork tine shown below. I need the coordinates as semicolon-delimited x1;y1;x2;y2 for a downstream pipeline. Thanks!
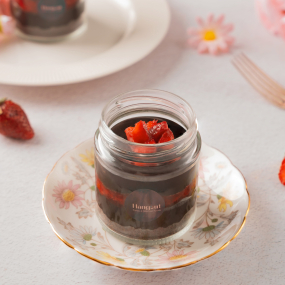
232;58;285;108
233;55;285;102
238;53;285;99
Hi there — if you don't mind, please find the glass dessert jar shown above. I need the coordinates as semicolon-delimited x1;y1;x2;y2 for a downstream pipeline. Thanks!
94;90;201;245
0;0;86;41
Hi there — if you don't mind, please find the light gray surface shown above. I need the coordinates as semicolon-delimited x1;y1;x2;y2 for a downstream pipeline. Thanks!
1;0;285;284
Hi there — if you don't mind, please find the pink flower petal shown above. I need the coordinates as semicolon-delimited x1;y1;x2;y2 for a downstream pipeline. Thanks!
188;36;202;47
68;180;73;189
71;201;79;208
196;17;205;28
74;196;84;201
216;14;225;26
208;43;218;55
220;23;234;34
73;184;80;191
217;40;229;52
65;202;70;209
59;201;65;208
224;35;235;44
73;190;84;195
207;14;214;25
187;27;199;35
55;197;62;202
197;41;208;53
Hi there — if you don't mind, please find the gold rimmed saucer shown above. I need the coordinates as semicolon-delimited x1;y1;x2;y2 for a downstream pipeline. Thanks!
42;138;250;271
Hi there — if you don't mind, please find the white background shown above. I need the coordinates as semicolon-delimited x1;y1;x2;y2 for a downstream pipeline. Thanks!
1;0;285;284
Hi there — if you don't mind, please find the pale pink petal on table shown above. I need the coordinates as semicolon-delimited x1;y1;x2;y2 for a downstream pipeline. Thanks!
197;41;208;53
207;14;214;25
208;43;218;55
216;14;225;26
188;36;202;47
187;27;199;35
196;17;205;27
217;40;229;52
224;35;235;44
220;23;234;34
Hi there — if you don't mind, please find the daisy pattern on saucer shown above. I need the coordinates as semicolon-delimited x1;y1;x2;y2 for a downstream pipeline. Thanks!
157;250;197;264
191;221;227;240
80;148;94;168
52;180;84;209
70;226;97;244
188;14;235;55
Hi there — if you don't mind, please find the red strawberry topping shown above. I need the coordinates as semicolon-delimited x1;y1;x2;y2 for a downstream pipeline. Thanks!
124;119;175;145
158;129;174;143
279;158;285;185
0;98;34;140
148;121;169;143
125;120;152;144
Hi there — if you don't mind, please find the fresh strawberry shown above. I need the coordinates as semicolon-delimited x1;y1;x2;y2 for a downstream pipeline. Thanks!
0;98;34;140
126;120;152;144
145;139;156;144
146;120;157;130
279;158;285;185
158;129;174;143
125;126;135;142
125;119;175;145
148;121;169;143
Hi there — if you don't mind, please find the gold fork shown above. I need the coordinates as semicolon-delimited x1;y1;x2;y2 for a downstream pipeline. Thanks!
232;53;285;109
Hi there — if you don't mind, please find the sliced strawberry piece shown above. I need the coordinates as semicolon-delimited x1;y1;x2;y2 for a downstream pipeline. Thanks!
125;126;134;142
96;176;125;205
132;120;151;143
279;158;285;185
148;121;169;143
145;139;155;144
158;129;174;143
147;120;157;130
125;120;152;144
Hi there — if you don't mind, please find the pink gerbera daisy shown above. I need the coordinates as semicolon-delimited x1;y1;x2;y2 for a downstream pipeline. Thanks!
188;14;235;55
256;0;285;39
52;180;84;210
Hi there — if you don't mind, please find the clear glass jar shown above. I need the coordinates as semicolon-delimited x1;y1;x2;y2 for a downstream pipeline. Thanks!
0;0;86;42
94;90;201;245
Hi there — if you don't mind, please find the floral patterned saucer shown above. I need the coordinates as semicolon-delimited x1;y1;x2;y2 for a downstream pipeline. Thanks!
42;139;250;271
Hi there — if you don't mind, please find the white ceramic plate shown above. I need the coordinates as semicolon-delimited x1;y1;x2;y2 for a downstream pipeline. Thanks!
0;0;170;86
42;138;250;271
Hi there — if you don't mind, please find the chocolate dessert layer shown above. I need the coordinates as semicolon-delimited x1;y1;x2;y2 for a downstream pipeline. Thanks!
11;0;85;37
95;117;199;240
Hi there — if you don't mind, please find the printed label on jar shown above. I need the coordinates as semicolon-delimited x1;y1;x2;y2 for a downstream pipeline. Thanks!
124;189;165;222
38;0;66;21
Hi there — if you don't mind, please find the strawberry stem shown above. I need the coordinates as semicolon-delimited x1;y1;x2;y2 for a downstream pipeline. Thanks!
0;98;7;105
